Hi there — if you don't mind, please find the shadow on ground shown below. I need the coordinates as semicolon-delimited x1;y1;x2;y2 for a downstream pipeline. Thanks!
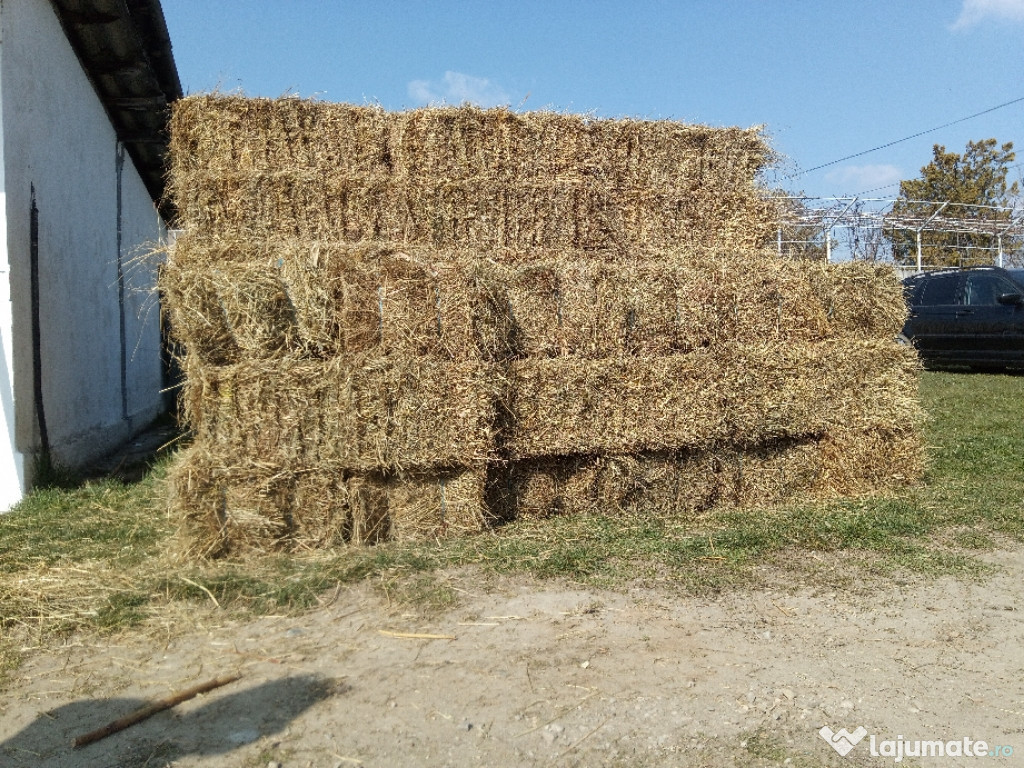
0;674;342;767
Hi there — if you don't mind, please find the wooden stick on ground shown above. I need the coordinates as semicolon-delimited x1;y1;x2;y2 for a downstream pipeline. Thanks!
72;673;242;749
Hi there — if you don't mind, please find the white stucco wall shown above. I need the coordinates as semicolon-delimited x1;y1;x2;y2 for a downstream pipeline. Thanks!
0;0;167;509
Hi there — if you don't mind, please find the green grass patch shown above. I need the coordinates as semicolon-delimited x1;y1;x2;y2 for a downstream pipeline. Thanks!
1;370;1022;682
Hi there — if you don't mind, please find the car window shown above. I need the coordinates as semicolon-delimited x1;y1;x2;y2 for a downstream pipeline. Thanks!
917;274;960;305
963;273;1020;306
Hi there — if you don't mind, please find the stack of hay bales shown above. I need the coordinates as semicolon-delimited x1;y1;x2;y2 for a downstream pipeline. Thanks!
163;96;921;557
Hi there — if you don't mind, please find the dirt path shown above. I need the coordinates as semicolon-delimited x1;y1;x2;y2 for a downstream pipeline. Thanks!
2;549;1023;768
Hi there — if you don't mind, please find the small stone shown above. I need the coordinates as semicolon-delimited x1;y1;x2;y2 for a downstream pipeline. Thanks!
460;721;473;731
761;631;772;640
580;661;590;669
285;627;304;637
840;700;854;710
779;688;794;700
267;762;282;768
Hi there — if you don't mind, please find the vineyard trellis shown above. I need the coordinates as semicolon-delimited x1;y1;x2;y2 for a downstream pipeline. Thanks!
774;196;1024;271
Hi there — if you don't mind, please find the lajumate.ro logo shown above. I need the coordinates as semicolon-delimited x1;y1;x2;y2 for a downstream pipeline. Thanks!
819;725;1014;760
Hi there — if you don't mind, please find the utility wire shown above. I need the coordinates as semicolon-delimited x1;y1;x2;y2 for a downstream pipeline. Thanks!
784;95;1024;181
848;155;1024;197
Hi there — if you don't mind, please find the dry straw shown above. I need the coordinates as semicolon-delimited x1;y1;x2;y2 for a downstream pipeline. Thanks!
170;96;772;187
168;96;778;251
503;340;921;459
169;448;490;557
161;237;903;364
163;95;922;556
489;427;923;522
182;354;501;474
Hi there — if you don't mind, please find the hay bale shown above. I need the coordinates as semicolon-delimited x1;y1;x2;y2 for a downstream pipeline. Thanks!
170;96;772;189
169;95;392;177
163;238;505;362
503;340;921;459
160;262;239;366
490;257;833;358
805;260;908;338
817;426;924;495
170;448;490;555
489;442;812;521
182;354;502;473
168;450;336;558
171;171;775;252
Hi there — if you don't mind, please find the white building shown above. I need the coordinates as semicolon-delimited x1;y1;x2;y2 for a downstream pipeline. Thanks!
0;0;181;509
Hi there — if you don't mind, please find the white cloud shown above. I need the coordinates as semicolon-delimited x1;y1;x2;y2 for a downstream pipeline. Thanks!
823;164;904;194
407;71;511;108
952;0;1024;29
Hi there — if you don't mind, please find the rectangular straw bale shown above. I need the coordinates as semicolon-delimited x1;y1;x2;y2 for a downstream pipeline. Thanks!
388;469;492;541
281;250;503;360
171;170;771;252
720;439;825;507
389;109;772;188
817;426;924;494
166;237;503;361
160;262;238;366
169;95;391;176
593;452;724;516
486;456;599;520
347;469;491;543
503;340;921;458
168;449;299;558
489;257;833;358
185;354;501;473
491;441;821;521
170;96;771;189
172;170;392;243
805;260;908;338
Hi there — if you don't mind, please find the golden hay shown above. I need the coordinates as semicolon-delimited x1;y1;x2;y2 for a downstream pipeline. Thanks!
350;469;492;543
490;427;923;522
170;171;776;252
168;448;489;556
162;239;504;364
162;238;907;364
503;340;922;459
167;450;344;558
161;94;924;556
182;354;502;473
170;95;772;188
804;260;909;339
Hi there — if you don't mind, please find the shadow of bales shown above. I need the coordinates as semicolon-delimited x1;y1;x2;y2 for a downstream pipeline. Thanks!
0;674;342;767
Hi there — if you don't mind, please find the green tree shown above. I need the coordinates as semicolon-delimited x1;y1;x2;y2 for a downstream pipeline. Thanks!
888;139;1020;267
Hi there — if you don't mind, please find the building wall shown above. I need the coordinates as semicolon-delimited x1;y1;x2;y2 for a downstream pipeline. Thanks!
0;0;167;509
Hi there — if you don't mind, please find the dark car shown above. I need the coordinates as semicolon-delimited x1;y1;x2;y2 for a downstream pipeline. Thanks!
900;266;1024;371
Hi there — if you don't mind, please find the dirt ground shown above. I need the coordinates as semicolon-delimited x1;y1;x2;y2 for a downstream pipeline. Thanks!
2;548;1023;768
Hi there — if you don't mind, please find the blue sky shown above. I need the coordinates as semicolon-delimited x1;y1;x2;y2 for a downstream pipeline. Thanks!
161;1;1024;200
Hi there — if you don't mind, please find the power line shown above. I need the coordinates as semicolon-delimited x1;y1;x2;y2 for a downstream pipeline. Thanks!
848;157;1024;198
784;95;1024;181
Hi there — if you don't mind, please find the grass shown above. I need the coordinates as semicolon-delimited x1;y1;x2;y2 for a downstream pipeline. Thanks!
1;370;1022;684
